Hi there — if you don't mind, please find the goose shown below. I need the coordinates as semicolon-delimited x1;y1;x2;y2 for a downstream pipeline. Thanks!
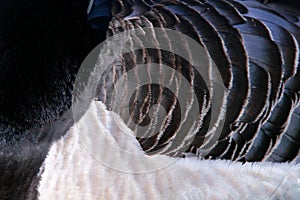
0;0;300;199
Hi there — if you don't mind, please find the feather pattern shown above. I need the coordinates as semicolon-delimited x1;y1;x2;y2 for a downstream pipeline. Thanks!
93;0;300;162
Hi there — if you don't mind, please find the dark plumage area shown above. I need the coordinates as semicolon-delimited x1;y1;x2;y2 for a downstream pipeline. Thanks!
0;0;89;139
100;0;300;163
0;0;105;199
262;0;300;8
0;0;299;199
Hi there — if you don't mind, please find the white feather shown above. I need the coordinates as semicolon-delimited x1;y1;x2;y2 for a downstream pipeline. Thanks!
38;101;300;200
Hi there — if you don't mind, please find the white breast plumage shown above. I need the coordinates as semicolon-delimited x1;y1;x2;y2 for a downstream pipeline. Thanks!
38;101;300;200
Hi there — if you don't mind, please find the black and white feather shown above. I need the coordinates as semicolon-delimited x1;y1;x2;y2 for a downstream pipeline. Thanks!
95;0;300;162
0;0;300;199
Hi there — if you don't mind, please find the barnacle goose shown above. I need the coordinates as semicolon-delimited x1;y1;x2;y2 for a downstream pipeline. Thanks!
0;0;300;199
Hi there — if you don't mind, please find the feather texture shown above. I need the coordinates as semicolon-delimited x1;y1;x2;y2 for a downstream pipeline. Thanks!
38;101;300;200
92;0;300;162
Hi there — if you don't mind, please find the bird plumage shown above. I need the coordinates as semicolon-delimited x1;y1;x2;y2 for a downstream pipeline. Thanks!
0;0;300;199
93;0;300;162
38;101;300;199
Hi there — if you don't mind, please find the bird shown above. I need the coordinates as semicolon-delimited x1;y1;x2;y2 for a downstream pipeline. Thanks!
0;0;299;199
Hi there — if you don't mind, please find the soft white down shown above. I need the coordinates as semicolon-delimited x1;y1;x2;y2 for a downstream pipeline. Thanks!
38;101;300;200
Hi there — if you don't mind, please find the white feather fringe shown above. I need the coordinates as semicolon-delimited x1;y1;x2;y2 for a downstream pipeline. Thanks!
38;101;300;200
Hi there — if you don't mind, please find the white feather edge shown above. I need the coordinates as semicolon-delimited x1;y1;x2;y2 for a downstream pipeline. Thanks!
38;101;300;200
87;0;94;14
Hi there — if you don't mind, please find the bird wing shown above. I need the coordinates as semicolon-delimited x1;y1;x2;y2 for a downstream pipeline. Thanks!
89;0;300;162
